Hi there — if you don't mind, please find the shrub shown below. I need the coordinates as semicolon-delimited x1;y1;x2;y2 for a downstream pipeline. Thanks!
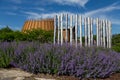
0;50;11;68
112;46;120;52
0;42;14;68
0;27;53;43
0;26;13;33
0;42;120;79
24;29;53;43
58;46;120;78
112;34;120;52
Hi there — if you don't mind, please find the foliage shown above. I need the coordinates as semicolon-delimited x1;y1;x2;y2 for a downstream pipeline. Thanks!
0;26;13;33
0;42;14;68
112;34;120;52
112;46;120;52
0;41;120;79
0;50;11;68
24;29;54;43
112;34;120;45
0;27;53;43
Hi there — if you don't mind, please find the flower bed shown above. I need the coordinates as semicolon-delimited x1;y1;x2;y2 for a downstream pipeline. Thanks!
0;41;120;79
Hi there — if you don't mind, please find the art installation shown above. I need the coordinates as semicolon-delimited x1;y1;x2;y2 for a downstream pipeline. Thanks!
54;13;112;48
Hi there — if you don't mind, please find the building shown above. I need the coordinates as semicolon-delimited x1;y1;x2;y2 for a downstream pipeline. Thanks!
22;19;54;32
21;18;73;42
62;27;75;42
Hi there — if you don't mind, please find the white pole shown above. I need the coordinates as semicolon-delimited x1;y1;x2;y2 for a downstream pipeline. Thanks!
100;20;103;46
75;14;78;47
58;15;60;44
90;18;93;46
98;19;101;46
110;21;112;48
88;17;90;47
70;15;73;45
54;15;57;44
98;20;101;46
103;20;106;48
79;15;82;46
106;20;109;48
109;22;111;48
61;14;63;45
96;18;99;46
84;17;87;47
66;14;68;43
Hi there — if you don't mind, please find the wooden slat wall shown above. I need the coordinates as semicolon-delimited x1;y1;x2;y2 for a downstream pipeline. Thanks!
22;19;54;32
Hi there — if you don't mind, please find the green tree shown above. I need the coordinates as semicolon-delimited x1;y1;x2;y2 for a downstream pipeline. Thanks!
0;26;13;33
24;29;54;43
0;27;53;43
112;34;120;52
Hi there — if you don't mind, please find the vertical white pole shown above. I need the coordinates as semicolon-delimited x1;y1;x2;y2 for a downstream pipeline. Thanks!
96;18;99;46
98;20;101;46
84;17;87;47
75;14;78;47
106;20;109;48
108;21;112;48
90;18;93;46
66;14;68;43
54;15;57;44
98;19;101;46
79;15;82;46
61;14;63;45
88;17;90;47
100;20;103;46
58;15;60;44
70;15;73;45
103;20;106;48
110;21;112;48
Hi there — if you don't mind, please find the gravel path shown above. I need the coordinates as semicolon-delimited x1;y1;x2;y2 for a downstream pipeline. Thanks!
0;68;55;80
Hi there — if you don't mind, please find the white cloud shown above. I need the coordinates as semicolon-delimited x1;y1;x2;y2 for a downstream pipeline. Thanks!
110;19;120;25
0;25;2;28
31;7;45;11
23;12;43;19
0;24;6;28
82;2;120;26
23;2;120;26
84;3;120;17
36;8;45;11
23;11;75;19
52;0;89;7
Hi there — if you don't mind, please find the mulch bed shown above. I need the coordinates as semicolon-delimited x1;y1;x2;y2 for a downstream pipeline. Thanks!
2;67;120;80
30;73;120;80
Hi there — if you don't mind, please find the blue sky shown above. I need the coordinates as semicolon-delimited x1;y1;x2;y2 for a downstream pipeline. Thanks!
0;0;120;34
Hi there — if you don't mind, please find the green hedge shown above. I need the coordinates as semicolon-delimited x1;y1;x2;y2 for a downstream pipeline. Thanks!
0;27;53;43
112;34;120;52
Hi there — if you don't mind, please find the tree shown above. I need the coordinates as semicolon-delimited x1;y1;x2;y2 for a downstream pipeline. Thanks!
0;26;13;33
112;34;120;52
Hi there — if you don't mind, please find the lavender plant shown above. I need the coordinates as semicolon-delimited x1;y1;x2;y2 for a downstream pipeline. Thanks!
0;41;120;79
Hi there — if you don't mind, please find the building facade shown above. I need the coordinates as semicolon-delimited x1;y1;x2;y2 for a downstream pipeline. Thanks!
22;19;54;32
